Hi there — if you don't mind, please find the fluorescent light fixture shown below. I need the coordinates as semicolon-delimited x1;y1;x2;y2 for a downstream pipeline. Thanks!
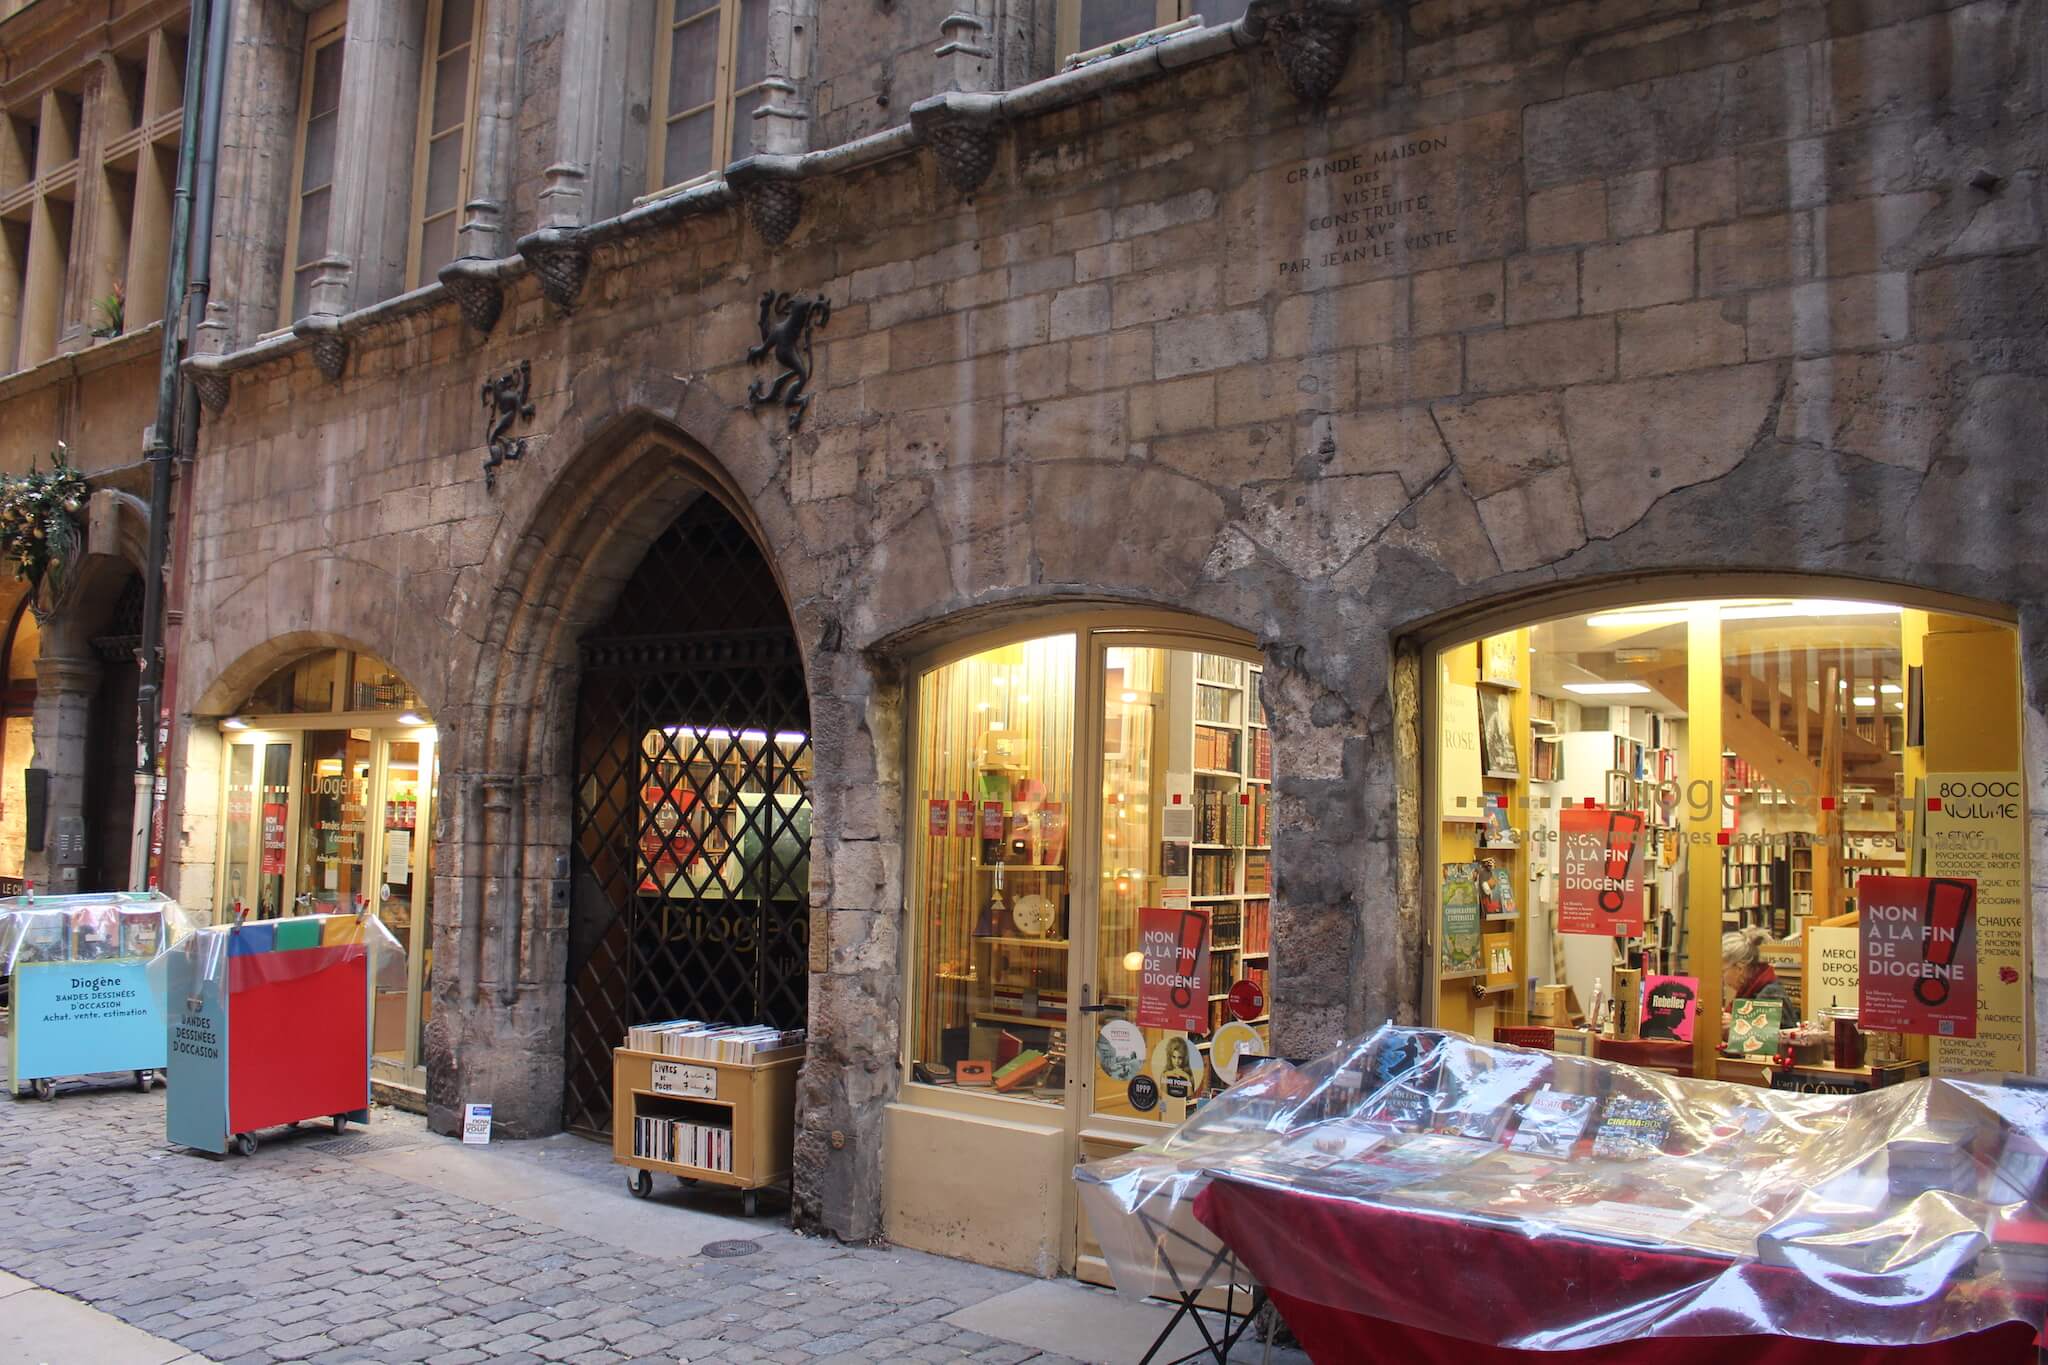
988;720;1006;731
1880;683;1903;694
1585;599;1900;628
222;716;249;730
1120;690;1137;703
1560;681;1651;696
397;711;425;726
1854;696;1876;707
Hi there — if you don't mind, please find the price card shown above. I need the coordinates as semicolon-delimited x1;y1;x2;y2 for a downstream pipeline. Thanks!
651;1061;717;1099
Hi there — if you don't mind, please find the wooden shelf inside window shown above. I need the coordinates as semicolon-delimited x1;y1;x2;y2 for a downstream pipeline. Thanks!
973;936;1068;949
973;1011;1068;1030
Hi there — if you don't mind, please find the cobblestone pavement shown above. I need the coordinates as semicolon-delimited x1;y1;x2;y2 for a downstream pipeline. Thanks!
0;1072;1267;1365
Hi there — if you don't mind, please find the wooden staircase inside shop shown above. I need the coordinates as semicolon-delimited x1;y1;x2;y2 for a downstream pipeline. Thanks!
1633;645;1906;922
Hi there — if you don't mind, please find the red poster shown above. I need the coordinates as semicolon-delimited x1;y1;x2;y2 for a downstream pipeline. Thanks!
927;799;949;837
1860;876;1978;1038
1557;807;1646;936
953;798;974;838
1135;906;1211;1034
261;803;289;876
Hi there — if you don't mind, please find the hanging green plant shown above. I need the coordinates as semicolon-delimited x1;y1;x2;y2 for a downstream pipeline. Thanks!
0;444;89;607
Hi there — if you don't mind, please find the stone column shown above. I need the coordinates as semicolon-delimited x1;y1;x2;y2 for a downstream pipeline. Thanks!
752;0;817;158
314;0;429;313
453;0;520;260
210;0;317;342
538;3;654;230
27;652;102;893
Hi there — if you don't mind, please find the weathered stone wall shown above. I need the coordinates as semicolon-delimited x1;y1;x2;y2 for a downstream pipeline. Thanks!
173;0;2047;1246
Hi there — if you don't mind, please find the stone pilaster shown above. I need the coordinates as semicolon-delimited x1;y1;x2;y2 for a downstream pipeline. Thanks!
26;653;102;893
323;0;430;308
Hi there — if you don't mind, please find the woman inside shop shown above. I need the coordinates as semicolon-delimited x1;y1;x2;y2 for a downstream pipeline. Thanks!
1721;927;1800;1027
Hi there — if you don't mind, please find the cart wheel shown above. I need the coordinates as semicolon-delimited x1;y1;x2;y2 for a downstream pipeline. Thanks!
234;1133;259;1157
135;1070;153;1093
332;1115;349;1134
31;1078;54;1102
743;1190;759;1218
627;1169;654;1199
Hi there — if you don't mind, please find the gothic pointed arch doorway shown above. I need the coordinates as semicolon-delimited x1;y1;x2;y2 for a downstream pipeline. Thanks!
564;495;812;1136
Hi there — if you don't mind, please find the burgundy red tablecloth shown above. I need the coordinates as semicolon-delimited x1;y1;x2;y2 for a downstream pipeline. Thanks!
1192;1177;2040;1365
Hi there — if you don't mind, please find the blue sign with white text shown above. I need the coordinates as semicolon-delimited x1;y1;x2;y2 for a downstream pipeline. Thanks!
11;960;168;1081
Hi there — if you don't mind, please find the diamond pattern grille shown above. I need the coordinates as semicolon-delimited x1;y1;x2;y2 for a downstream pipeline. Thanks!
563;506;811;1138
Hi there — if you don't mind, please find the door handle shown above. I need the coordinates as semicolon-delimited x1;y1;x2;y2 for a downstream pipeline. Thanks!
1079;1002;1123;1014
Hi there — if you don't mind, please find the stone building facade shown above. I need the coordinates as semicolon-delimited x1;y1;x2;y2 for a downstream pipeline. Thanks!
0;0;197;898
158;0;2044;1267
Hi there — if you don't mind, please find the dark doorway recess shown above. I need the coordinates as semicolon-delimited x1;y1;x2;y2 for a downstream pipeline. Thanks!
563;497;811;1137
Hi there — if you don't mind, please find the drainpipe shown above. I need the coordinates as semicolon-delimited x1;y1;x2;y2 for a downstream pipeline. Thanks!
148;0;233;894
133;0;214;890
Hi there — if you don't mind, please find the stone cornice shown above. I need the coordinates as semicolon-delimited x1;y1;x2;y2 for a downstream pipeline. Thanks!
185;12;1300;393
0;323;163;405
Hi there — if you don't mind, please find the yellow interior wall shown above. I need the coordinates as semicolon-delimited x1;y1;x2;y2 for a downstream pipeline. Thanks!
1922;616;2021;770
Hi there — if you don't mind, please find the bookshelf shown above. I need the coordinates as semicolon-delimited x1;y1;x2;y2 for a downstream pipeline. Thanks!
1187;654;1272;1036
613;1043;803;1216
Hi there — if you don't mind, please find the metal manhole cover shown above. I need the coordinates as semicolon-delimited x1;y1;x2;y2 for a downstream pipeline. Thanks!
305;1130;436;1156
700;1239;760;1258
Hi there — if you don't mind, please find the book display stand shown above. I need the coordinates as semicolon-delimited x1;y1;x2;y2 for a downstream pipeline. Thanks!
165;912;403;1156
612;1023;805;1217
1081;1026;2048;1363
1;892;190;1100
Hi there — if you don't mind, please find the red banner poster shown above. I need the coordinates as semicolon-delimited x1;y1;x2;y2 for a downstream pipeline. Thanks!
1135;906;1211;1034
1860;875;1978;1038
261;803;289;876
927;799;949;837
953;797;974;838
1557;807;1646;936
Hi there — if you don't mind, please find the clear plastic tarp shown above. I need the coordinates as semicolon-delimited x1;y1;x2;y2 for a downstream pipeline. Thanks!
1077;1025;2048;1350
0;891;194;975
178;911;406;995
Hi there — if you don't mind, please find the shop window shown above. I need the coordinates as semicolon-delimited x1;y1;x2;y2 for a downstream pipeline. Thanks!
280;4;347;321
648;0;771;194
407;0;481;287
1057;0;1251;65
0;601;34;880
1429;594;2026;1082
908;626;1272;1119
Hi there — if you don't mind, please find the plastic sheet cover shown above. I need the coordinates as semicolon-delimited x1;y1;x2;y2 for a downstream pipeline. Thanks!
1076;1025;2048;1350
180;911;407;995
0;891;194;976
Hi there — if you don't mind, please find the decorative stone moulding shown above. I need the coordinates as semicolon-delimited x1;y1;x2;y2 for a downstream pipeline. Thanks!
1244;0;1363;105
192;371;232;414
292;316;349;382
910;94;1003;197
517;227;593;311
727;157;805;248
440;257;507;335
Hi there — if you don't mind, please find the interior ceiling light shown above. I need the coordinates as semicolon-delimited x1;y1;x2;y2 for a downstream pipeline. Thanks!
1585;599;1899;628
1854;696;1877;706
1560;682;1652;695
1881;683;1903;694
397;710;425;725
222;716;249;730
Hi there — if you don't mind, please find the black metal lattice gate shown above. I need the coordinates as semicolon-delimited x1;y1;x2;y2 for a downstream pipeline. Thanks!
563;500;811;1137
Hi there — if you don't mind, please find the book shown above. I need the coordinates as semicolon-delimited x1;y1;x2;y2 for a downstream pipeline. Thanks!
71;905;122;960
1590;1096;1673;1159
1728;998;1783;1056
1439;863;1482;974
16;915;69;963
1483;932;1516;989
955;1060;994;1087
1510;1088;1599;1156
1639;975;1699;1043
120;910;164;959
992;1050;1050;1093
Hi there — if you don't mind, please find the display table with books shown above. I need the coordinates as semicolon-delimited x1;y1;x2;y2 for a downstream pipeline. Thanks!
1078;1027;2048;1364
1;893;191;1099
164;912;403;1155
613;1020;805;1217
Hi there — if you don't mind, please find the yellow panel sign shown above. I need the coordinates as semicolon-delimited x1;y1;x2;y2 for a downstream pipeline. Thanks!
1925;772;2028;1074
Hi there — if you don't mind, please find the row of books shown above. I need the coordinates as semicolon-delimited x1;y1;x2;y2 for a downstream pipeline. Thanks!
6;909;165;963
624;1019;806;1062
1245;850;1270;894
1210;903;1241;945
1195;686;1240;726
1192;849;1236;897
633;1115;735;1172
1195;726;1241;771
1191;787;1270;845
1242;899;1271;954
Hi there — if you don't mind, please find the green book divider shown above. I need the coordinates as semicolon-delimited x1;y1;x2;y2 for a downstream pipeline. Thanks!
273;919;323;952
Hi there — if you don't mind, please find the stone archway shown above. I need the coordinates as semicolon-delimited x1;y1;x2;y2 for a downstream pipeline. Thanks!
430;410;818;1144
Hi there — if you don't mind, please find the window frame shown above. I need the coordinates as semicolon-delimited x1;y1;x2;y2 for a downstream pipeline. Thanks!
278;3;349;323
645;0;772;200
1056;0;1185;67
404;0;485;290
895;609;1264;1125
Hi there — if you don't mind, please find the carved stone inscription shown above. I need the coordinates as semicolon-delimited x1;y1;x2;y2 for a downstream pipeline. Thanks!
1223;109;1523;303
